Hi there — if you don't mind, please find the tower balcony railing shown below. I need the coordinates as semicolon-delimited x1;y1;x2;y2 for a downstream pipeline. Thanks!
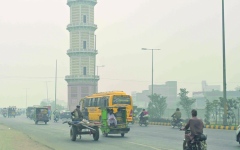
65;75;100;80
67;49;98;54
67;23;97;29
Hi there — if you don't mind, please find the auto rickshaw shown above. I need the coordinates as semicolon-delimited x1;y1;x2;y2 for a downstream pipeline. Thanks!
2;108;7;118
33;107;49;125
100;106;130;137
7;107;16;118
26;107;34;118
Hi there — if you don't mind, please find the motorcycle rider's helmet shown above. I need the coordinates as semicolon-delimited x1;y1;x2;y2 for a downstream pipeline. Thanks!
76;105;80;108
176;108;180;111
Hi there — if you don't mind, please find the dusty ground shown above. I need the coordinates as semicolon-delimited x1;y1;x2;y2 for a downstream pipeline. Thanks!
0;123;53;150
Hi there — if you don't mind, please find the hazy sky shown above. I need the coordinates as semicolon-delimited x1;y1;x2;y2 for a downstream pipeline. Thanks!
0;0;240;108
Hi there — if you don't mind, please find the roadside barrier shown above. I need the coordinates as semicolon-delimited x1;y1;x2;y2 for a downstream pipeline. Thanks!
135;121;238;130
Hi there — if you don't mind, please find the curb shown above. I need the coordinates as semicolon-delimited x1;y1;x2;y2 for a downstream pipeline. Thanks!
135;121;237;130
205;125;237;130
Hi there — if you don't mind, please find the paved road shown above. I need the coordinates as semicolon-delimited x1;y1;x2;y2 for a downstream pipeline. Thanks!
0;115;239;150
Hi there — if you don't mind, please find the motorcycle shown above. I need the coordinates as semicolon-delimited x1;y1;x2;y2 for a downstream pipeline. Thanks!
171;117;183;129
181;129;207;150
139;115;149;126
54;115;59;122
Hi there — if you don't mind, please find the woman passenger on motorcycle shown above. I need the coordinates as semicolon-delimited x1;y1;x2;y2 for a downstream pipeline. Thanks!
183;109;204;148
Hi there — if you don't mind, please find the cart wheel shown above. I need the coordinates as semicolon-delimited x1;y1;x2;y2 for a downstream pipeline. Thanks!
70;127;77;141
121;133;125;137
93;127;99;141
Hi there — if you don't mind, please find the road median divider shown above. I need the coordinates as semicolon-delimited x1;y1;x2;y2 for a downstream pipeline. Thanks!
134;121;238;130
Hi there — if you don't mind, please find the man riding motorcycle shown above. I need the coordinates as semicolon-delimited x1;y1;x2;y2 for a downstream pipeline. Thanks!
182;109;206;150
171;108;181;125
53;109;60;122
139;109;148;124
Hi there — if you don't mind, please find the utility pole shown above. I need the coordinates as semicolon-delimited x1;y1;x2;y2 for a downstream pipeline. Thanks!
55;60;57;110
222;0;227;126
25;88;29;108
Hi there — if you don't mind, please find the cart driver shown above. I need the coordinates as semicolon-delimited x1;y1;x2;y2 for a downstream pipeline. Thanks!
108;109;117;127
71;105;83;121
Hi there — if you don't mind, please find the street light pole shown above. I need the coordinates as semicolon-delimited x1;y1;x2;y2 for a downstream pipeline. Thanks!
45;81;51;101
142;48;160;99
222;0;227;126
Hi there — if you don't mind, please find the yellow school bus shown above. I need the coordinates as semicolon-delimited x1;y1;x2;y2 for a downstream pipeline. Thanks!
79;91;133;122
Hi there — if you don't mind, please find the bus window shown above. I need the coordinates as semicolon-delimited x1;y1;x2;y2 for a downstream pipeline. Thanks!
94;98;98;107
83;99;89;107
112;95;131;104
99;98;103;107
103;97;109;106
90;98;94;106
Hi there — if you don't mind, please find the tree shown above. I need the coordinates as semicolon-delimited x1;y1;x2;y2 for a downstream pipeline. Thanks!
204;99;213;125
178;88;196;118
147;93;167;119
40;100;64;111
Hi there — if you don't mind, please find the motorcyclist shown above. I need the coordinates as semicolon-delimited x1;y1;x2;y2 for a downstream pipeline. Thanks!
182;109;204;149
171;108;181;124
71;105;83;121
53;109;60;121
139;109;148;123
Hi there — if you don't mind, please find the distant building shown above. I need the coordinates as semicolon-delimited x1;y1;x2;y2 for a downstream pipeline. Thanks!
202;80;220;92
192;84;240;109
132;81;177;108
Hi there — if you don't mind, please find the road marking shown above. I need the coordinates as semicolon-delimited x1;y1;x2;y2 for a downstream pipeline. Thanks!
127;141;174;150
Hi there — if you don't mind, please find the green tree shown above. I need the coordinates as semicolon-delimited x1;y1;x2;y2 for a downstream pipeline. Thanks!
148;93;167;119
178;88;196;118
40;100;64;111
204;99;213;125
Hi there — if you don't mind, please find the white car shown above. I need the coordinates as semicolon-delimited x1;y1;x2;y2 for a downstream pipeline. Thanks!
236;125;240;144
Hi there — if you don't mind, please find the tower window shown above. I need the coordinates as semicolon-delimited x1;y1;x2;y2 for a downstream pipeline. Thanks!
83;15;87;23
83;41;86;49
83;67;87;75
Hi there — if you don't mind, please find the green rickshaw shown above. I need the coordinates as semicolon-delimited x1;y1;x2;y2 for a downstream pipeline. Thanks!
33;107;49;125
100;106;130;137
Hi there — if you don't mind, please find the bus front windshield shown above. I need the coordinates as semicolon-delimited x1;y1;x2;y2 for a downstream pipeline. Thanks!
112;95;131;105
